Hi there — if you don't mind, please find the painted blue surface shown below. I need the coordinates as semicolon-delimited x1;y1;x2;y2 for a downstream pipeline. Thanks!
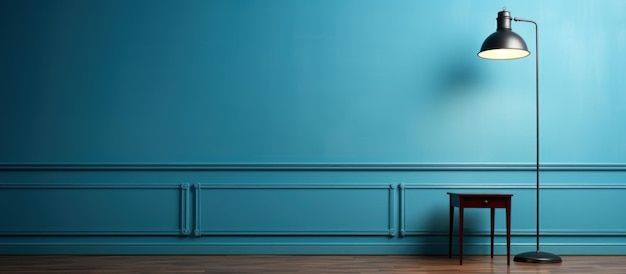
1;0;625;254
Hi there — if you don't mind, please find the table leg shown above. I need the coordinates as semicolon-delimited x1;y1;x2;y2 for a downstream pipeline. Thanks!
490;207;495;258
449;203;453;259
506;199;511;266
459;206;464;265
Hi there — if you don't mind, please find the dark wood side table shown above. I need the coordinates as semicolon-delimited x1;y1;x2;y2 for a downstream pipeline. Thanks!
447;192;513;265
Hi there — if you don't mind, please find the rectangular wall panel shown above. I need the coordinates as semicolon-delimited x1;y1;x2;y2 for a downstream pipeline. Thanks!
0;184;189;235
400;184;626;237
541;186;626;235
196;184;396;236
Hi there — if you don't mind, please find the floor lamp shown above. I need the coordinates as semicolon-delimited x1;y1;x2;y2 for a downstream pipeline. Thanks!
477;9;562;263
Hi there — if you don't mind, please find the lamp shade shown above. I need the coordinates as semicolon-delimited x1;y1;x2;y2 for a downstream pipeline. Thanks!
478;10;530;60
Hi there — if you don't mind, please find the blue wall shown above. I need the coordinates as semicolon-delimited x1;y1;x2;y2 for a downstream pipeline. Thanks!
1;0;625;255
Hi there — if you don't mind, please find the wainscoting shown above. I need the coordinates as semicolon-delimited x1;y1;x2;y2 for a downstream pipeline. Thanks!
0;163;625;255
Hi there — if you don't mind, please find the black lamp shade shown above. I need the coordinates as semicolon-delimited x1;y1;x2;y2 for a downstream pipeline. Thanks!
478;11;530;59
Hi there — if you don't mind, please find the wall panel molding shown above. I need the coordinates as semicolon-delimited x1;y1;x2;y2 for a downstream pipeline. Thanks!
400;183;626;189
403;229;626;237
399;183;626;238
2;163;626;171
194;183;396;236
0;183;190;236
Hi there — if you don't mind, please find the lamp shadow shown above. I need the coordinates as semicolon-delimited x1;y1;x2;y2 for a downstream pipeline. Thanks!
433;53;484;98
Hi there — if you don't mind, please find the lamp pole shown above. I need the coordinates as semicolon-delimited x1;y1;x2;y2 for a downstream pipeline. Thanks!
513;16;541;255
510;16;562;264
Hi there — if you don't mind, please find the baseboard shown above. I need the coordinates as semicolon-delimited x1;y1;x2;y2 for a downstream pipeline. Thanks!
2;243;625;255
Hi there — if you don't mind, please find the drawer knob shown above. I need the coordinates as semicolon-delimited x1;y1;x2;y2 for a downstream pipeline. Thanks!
483;200;489;204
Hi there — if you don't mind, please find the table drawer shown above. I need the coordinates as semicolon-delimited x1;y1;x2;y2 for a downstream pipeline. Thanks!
460;197;508;208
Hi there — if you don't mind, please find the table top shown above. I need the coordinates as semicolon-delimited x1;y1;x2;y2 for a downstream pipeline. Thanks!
447;192;513;197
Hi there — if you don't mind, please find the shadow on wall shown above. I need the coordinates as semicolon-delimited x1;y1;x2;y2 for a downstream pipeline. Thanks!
414;205;482;256
432;50;484;99
412;34;485;108
411;36;485;120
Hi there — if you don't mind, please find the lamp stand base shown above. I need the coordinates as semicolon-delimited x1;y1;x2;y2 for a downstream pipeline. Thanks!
514;251;562;263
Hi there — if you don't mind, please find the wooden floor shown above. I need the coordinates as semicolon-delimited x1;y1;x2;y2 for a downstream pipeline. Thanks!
0;255;625;273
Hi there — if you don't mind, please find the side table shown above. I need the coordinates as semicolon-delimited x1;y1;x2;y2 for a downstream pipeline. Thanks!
447;192;513;265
